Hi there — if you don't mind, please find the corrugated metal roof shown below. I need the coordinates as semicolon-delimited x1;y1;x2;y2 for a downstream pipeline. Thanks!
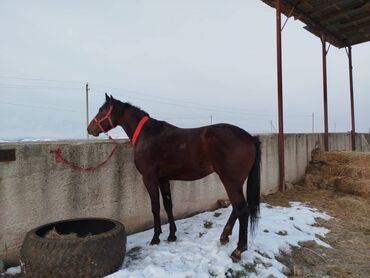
261;0;370;48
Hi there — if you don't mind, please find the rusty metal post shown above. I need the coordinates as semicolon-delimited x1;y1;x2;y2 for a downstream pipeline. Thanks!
348;46;356;151
321;34;329;151
276;0;285;192
86;82;90;140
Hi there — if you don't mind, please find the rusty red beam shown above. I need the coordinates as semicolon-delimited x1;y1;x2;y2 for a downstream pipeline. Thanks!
348;46;356;151
321;34;329;151
276;0;285;192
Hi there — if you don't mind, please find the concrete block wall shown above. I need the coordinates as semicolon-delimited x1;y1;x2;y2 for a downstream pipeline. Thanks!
0;140;226;265
0;133;367;264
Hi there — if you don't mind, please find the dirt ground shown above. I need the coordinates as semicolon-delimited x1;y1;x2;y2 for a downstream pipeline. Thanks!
263;187;370;277
262;150;370;277
262;149;370;278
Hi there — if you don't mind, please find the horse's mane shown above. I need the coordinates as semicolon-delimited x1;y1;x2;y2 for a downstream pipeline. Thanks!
115;100;149;117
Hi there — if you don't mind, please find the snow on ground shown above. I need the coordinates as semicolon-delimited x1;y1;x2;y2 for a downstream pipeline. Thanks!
107;202;331;278
3;202;330;277
4;266;21;275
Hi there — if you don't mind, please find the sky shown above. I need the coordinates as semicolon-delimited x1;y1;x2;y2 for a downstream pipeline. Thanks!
0;0;369;140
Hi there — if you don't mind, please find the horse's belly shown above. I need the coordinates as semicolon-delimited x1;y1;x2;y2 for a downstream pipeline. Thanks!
159;164;213;181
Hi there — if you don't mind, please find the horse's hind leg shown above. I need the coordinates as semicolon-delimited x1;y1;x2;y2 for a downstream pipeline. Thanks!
220;208;237;245
143;176;162;245
225;187;249;262
159;180;177;242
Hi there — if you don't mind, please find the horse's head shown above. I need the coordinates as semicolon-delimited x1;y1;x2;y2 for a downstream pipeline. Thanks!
87;93;120;137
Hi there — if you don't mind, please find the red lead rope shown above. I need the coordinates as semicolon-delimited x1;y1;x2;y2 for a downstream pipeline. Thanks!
54;136;118;171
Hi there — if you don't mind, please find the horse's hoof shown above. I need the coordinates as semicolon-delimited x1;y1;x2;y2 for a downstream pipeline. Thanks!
150;238;160;245
220;236;229;245
230;249;242;262
167;235;177;242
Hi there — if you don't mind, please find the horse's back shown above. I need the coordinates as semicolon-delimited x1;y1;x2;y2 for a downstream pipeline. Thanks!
136;121;257;182
158;122;256;164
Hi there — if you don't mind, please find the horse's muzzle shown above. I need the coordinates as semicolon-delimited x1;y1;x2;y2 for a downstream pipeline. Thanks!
87;127;99;137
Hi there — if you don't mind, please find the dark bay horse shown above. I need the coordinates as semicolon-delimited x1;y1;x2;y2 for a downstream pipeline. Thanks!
87;94;261;262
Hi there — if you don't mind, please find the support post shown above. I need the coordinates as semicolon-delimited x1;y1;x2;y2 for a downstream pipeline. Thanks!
276;0;285;192
86;82;90;139
312;113;314;133
348;46;356;151
321;34;329;151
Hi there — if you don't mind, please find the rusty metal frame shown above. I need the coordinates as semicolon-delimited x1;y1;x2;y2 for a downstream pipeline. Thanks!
281;5;296;31
346;46;356;151
276;0;285;192
266;0;366;192
321;34;329;151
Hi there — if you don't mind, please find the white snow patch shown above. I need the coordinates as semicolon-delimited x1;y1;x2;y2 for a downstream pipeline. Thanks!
4;266;22;275
107;202;331;278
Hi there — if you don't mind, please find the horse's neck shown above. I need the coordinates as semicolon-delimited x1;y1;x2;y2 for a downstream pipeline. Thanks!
118;107;147;139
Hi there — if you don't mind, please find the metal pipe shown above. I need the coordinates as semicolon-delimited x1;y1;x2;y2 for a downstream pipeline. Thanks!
276;0;285;192
348;46;356;151
321;35;329;151
86;82;90;140
312;112;314;133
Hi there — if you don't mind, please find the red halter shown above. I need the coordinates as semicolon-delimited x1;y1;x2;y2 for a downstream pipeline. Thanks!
94;105;114;133
93;105;149;145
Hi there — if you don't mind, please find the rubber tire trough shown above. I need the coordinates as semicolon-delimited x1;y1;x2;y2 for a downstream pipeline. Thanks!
20;218;126;278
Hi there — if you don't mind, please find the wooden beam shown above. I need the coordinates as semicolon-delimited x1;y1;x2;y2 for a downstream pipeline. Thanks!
317;2;370;23
336;18;370;33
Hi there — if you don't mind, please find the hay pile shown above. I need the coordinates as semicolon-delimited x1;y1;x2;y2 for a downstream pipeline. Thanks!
303;149;370;198
44;227;79;239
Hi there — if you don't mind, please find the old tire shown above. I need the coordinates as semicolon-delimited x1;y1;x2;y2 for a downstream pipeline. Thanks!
20;218;126;278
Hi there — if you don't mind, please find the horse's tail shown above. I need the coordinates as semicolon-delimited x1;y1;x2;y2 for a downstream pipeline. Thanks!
247;136;261;235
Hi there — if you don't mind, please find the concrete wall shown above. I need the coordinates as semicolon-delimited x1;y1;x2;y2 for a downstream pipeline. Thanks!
0;133;367;264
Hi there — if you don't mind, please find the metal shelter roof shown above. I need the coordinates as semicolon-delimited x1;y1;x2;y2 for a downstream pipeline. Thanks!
261;0;370;48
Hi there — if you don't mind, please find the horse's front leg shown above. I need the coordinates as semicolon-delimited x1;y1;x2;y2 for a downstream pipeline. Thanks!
143;176;161;245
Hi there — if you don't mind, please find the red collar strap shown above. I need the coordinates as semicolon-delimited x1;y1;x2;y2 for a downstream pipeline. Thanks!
132;116;149;145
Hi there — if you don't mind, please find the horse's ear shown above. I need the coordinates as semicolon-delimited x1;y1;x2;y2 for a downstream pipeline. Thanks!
110;95;114;100
105;93;110;102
